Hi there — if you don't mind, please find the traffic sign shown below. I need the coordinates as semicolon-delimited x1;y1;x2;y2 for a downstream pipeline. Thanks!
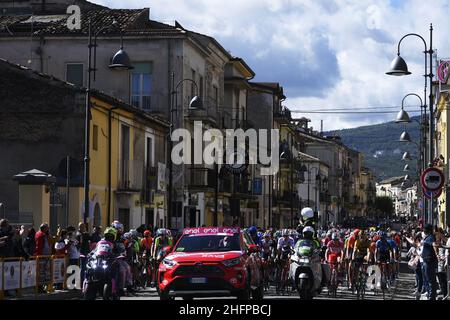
421;167;445;191
422;186;442;200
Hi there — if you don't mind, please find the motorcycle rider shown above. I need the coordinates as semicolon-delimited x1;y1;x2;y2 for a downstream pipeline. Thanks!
295;226;320;253
84;227;119;299
298;226;327;287
298;207;317;231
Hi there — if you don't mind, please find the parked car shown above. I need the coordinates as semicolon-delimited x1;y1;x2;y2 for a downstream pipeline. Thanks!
158;226;264;300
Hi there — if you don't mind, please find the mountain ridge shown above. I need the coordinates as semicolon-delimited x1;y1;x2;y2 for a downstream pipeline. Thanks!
325;116;421;181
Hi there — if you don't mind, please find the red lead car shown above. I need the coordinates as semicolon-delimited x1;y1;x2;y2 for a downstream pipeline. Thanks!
157;227;264;300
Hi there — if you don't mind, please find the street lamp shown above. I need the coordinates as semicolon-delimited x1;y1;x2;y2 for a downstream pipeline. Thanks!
168;73;204;229
83;20;133;226
387;24;435;224
399;130;412;143
402;151;412;161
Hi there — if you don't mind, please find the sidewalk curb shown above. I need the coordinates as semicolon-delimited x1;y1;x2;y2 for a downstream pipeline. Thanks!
5;290;82;301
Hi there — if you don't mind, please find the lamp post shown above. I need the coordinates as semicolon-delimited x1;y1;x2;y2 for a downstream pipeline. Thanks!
396;92;427;223
387;24;435;224
84;20;133;226
168;73;203;229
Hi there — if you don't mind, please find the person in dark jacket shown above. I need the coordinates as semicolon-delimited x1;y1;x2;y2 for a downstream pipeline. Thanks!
0;219;15;257
22;228;36;258
76;222;90;284
422;224;439;300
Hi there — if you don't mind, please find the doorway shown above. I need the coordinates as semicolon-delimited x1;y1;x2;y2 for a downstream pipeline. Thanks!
184;207;199;227
145;208;154;227
118;208;130;231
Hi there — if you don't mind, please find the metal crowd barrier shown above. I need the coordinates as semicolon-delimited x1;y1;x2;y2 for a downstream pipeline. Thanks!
0;255;69;299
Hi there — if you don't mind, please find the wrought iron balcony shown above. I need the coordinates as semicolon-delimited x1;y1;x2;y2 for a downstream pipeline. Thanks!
186;167;216;189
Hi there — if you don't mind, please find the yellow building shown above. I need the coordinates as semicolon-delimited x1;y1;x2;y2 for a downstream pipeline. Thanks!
435;90;449;228
80;93;169;231
2;56;169;232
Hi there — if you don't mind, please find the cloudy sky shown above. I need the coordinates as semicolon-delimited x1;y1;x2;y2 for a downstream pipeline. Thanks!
95;0;450;131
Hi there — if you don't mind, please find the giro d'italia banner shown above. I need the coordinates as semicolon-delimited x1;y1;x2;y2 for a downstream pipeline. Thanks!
21;260;37;288
3;261;21;290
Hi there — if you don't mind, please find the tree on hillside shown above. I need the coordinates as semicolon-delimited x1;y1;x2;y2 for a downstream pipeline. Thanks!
374;196;394;219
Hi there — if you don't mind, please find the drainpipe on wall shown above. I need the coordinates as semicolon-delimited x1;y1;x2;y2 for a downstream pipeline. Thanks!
107;107;118;226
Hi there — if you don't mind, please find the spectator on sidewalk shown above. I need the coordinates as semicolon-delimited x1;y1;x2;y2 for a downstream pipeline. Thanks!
406;232;424;297
90;226;102;245
76;222;90;284
22;227;35;258
34;223;51;256
12;225;27;258
0;219;15;257
435;228;448;299
55;229;68;256
66;227;80;266
421;224;439;300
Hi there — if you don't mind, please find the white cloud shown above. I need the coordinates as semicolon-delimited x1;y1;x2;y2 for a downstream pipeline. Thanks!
95;0;450;130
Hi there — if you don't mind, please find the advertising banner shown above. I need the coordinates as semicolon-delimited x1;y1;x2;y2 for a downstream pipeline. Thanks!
21;260;36;288
3;261;21;290
53;258;66;284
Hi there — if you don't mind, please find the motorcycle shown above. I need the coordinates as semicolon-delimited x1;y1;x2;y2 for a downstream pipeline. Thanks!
83;252;119;300
289;240;324;300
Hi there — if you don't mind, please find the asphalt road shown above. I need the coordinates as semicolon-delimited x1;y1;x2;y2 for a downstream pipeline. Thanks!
117;255;416;301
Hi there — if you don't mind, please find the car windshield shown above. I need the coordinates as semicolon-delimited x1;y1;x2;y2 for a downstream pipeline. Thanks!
174;234;241;252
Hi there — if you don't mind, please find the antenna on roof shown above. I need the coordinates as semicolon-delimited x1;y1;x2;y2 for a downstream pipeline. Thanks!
175;20;184;30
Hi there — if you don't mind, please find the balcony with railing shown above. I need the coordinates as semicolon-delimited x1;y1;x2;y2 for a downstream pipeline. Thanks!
118;159;144;192
186;166;216;189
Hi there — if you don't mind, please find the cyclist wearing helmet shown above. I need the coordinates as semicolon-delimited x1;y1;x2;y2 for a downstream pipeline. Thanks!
140;230;153;255
247;226;261;245
387;232;399;280
152;228;173;261
375;231;392;264
345;229;360;290
261;232;275;260
276;229;295;260
326;232;344;265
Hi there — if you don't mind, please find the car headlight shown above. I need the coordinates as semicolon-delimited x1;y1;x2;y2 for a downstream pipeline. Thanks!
222;257;241;267
162;258;177;268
